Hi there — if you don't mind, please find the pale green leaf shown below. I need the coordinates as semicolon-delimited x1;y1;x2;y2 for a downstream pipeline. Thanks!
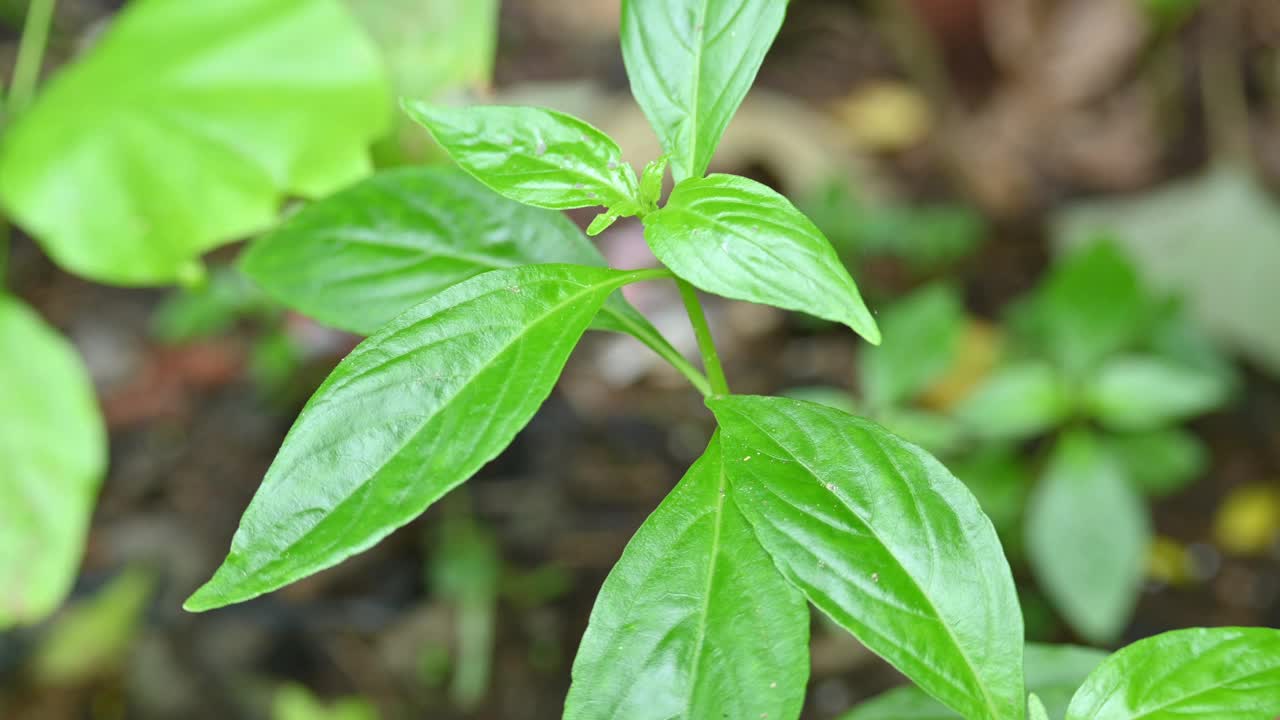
185;265;662;610
33;568;155;684
1066;627;1280;720
1028;694;1050;720
1108;428;1207;497
403;102;639;211
0;296;106;628
347;0;498;162
1055;168;1280;379
0;0;390;285
957;362;1071;441
644;174;879;343
1026;431;1150;644
709;395;1024;720
621;0;786;181
860;283;965;410
1012;242;1149;376
1084;355;1229;431
565;435;809;720
839;644;1107;720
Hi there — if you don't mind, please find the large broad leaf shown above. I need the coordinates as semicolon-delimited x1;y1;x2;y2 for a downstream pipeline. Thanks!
956;362;1071;441
860;283;965;410
1084;355;1229;431
1066;627;1280;720
1011;241;1150;377
1025;431;1150;644
620;0;786;182
0;296;106;628
242;166;649;336
184;264;662;610
840;644;1107;720
403;103;640;212
565;435;809;720
645;174;880;343
0;0;390;285
709;395;1024;720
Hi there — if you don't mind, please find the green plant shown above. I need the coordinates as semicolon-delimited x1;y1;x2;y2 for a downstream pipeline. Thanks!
172;2;1280;718
953;241;1234;645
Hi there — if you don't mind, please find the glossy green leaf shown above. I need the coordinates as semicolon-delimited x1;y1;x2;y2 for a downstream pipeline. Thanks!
957;362;1071;441
0;296;106;628
861;283;965;409
709;395;1024;720
1108;428;1207;497
1026;431;1150;644
403;102;639;212
185;265;663;610
839;644;1107;720
621;0;786;182
1066;627;1280;720
242;166;642;335
1013;241;1150;376
565;435;809;720
645;174;879;343
0;0;390;285
1085;355;1229;431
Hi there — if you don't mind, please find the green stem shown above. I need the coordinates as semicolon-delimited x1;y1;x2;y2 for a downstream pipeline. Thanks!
612;310;713;397
8;0;56;118
676;279;729;396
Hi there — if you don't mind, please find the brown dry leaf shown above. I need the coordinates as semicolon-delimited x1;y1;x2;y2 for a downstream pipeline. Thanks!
918;319;1003;412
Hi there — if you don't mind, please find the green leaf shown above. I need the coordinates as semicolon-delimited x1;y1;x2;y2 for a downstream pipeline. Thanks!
620;0;785;182
1108;428;1207;497
839;644;1107;720
0;0;390;285
1055;168;1280;379
242;166;638;335
860;283;965;409
952;449;1029;545
0;296;107;628
639;154;669;213
565;435;809;720
403;102;640;212
709;395;1024;720
956;362;1071;441
644;174;879;343
33;568;155;684
1066;627;1280;720
1025;431;1150;644
1013;241;1149;376
1028;694;1049;720
1084;355;1229;431
274;684;380;720
879;408;964;457
184;265;662;610
347;0;498;163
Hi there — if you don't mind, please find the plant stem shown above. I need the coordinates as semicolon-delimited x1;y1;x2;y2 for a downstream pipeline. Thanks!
8;0;56;119
676;279;730;396
614;311;713;397
1201;0;1251;168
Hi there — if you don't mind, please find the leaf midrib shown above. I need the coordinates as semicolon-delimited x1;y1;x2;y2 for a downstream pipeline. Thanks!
218;269;656;595
723;404;1007;719
683;0;711;179
680;436;726;716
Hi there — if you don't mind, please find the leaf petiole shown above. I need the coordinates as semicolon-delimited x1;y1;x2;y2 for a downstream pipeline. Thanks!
676;278;730;396
7;0;56;120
